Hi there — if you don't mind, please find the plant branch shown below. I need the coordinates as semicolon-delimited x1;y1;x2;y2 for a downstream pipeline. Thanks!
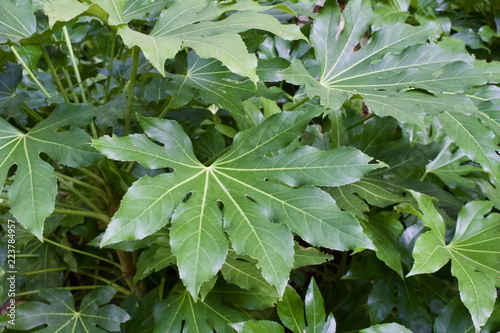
52;208;111;223
345;112;376;131
104;30;117;104
10;45;51;98
124;46;140;136
63;26;87;103
40;44;69;102
21;103;44;123
57;176;107;216
285;96;310;111
56;172;108;202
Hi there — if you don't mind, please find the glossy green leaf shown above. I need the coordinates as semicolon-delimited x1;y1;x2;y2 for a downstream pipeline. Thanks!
293;244;333;269
283;0;489;125
275;278;336;333
154;288;249;333
1;287;130;332
0;62;28;121
0;104;102;239
93;111;381;297
424;138;483;187
231;320;285;333
361;213;404;278
0;0;36;44
360;323;412;333
367;277;396;324
220;251;278;300
305;278;333;333
114;0;305;80
39;0;98;27
408;192;500;331
434;298;474;333
165;52;261;115
437;110;500;182
134;244;176;283
277;286;306;333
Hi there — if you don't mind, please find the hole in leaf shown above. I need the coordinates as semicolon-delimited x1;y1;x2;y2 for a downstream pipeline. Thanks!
7;164;17;177
182;191;192;203
245;194;256;203
216;200;224;212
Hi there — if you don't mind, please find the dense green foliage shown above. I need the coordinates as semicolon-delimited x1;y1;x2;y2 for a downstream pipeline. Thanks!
0;0;499;332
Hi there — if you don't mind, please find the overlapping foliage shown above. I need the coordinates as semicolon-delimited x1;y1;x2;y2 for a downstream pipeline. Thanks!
0;0;499;332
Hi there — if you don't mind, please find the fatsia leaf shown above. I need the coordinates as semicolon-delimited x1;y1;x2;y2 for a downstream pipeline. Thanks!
0;104;102;239
38;0;100;28
423;138;483;188
277;278;336;333
437;110;500;182
231;321;285;333
367;277;396;324
154;288;249;333
165;52;263;115
113;0;305;80
0;62;28;121
93;111;382;297
293;244;333;269
0;0;36;44
220;251;279;299
434;298;474;333
408;192;500;331
360;323;412;333
361;213;404;278
283;0;488;125
0;287;130;332
134;244;176;283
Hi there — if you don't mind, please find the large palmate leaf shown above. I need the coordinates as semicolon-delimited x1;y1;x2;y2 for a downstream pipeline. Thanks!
0;0;36;44
0;104;102;239
408;192;500;331
0;287;130;332
103;0;305;80
283;0;491;125
93;111;384;297
165;52;279;119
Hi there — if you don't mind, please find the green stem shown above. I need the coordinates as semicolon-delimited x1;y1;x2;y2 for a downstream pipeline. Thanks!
56;172;108;201
78;167;106;186
16;265;113;276
40;44;69;102
345;113;376;131
16;285;106;297
104;30;117;104
21;103;44;123
158;98;173;118
124;46;140;136
55;202;88;211
63;26;87;103
43;237;120;268
57;176;107;216
285;96;310;111
10;46;51;98
124;161;135;173
62;67;80;103
204;145;231;166
52;208;111;223
159;276;166;300
79;270;132;295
